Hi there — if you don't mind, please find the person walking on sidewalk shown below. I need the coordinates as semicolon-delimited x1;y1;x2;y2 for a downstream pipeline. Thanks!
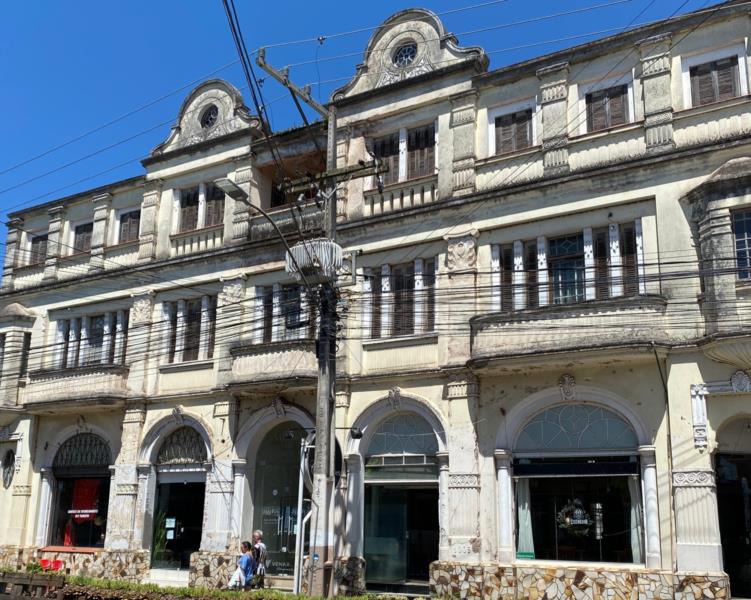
228;541;255;589
252;530;267;589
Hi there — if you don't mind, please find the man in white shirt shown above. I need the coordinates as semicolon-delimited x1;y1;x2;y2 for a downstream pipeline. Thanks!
252;529;268;589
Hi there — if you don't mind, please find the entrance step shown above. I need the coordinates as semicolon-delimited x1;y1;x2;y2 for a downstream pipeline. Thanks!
144;568;190;588
265;574;294;592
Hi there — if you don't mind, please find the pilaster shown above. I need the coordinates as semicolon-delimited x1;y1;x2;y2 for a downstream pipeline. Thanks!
42;205;65;282
537;62;570;175
494;449;514;563
217;276;246;385
449;90;478;197
2;218;23;290
89;192;112;271
443;230;479;365
231;163;253;242
137;179;162;263
637;33;674;151
128;291;155;394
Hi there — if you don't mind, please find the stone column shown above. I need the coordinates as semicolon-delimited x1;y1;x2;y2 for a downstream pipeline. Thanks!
449;90;478;197
344;453;364;558
697;204;740;333
436;451;450;560
443;231;479;365
637;33;674;152
105;405;145;550
230;459;247;547
494;449;514;563
42;205;65;282
89;192;111;271
137;179;162;263
537;62;570;175
201;459;235;552
2;218;23;290
134;463;157;550
216;276;246;386
639;445;662;568
128;291;154;395
673;467;722;572
231;165;253;243
444;373;481;563
35;468;55;547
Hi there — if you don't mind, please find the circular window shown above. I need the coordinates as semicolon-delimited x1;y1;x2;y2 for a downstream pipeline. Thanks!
393;42;418;68
2;449;15;490
200;104;219;129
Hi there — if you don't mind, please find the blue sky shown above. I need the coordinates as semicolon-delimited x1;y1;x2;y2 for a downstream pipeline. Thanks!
0;0;716;233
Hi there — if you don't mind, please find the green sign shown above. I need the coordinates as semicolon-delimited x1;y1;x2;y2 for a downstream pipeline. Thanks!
516;551;535;559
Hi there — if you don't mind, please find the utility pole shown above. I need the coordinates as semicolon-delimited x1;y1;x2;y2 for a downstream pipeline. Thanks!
256;49;382;597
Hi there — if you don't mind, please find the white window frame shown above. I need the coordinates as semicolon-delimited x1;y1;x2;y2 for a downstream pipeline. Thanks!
680;42;749;109
487;98;539;157
111;207;142;246
577;72;636;135
68;219;94;256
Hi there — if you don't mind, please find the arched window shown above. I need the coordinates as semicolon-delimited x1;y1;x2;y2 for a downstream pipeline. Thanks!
51;433;112;548
513;404;643;565
156;426;207;465
365;413;439;479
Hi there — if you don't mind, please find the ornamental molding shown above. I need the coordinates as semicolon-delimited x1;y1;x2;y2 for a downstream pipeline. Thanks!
270;397;286;418
448;473;479;488
130;291;155;326
387;387;402;411
12;484;31;496
444;229;479;272
219;276;246;307
115;483;139;496
445;374;479;400
208;480;234;494
730;370;751;393
450;542;473;557
558;374;576;402
213;399;236;419
672;470;715;488
335;385;351;409
123;405;146;425
690;383;708;449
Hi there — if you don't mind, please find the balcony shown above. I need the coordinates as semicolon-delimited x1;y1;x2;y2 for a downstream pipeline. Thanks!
470;295;670;360
230;339;317;386
568;123;646;172
57;252;90;281
12;263;45;290
363;174;438;217
475;148;544;192
22;364;130;407
170;224;224;257
249;202;324;242
103;240;139;269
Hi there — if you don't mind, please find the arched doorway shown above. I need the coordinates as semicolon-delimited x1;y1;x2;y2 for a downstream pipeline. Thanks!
50;433;112;548
513;403;643;563
715;416;751;597
362;412;440;594
251;422;308;577
151;426;208;570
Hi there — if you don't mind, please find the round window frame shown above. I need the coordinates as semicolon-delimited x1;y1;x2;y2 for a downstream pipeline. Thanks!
2;449;15;489
199;104;219;130
392;41;418;69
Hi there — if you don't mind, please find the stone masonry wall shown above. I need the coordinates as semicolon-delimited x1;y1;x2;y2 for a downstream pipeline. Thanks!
431;562;729;600
188;551;237;588
0;546;149;582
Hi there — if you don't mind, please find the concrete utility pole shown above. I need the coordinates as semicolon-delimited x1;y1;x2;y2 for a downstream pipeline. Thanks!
256;49;382;597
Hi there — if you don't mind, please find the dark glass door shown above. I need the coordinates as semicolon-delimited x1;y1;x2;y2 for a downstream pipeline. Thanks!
717;454;751;598
152;482;205;569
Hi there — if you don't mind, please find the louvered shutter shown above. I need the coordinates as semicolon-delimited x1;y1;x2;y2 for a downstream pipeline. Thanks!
391;263;415;336
525;241;538;308
262;288;274;343
205;185;225;227
407;124;435;179
691;64;716;107
180;188;199;232
496;115;514;154
129;211;141;241
716;57;739;102
30;235;48;264
423;258;436;333
586;91;609;132
620;224;638;296
371;275;382;339
608;86;628;127
514;111;533;150
500;245;514;311
74;223;93;253
593;228;610;300
374;134;399;186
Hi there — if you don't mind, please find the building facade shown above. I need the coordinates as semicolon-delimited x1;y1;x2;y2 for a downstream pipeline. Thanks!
2;3;751;598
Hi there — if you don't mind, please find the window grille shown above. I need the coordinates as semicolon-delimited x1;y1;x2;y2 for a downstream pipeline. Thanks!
156;426;207;465
53;433;112;474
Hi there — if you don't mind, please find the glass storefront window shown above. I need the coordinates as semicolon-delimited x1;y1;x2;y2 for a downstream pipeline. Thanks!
51;477;109;547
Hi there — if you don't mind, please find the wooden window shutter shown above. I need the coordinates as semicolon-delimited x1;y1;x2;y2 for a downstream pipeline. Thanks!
262;288;274;343
500;245;513;311
391;262;415;336
74;223;93;253
524;240;538;309
424;257;436;333
496;115;514;154
608;86;628;127
586;91;606;132
180;188;200;232
691;64;716;107
620;224;638;296
371;275;382;339
30;235;48;264
374;134;399;186
716;57;739;102
593;228;610;300
205;184;225;227
407;124;435;179
514;110;533;150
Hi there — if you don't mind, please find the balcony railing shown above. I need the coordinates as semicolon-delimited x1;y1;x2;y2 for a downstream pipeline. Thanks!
103;240;139;269
249;202;324;242
170;224;224;257
57;252;90;281
22;364;130;405
12;263;45;290
230;339;317;385
674;96;751;149
363;174;438;217
471;295;670;359
568;123;646;172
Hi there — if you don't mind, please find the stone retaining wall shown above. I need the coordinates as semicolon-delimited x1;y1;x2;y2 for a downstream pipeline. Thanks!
334;556;366;596
0;546;149;582
188;551;237;588
430;562;729;600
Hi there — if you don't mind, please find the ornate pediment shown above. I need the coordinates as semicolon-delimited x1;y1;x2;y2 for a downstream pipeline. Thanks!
331;9;487;101
151;79;261;157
